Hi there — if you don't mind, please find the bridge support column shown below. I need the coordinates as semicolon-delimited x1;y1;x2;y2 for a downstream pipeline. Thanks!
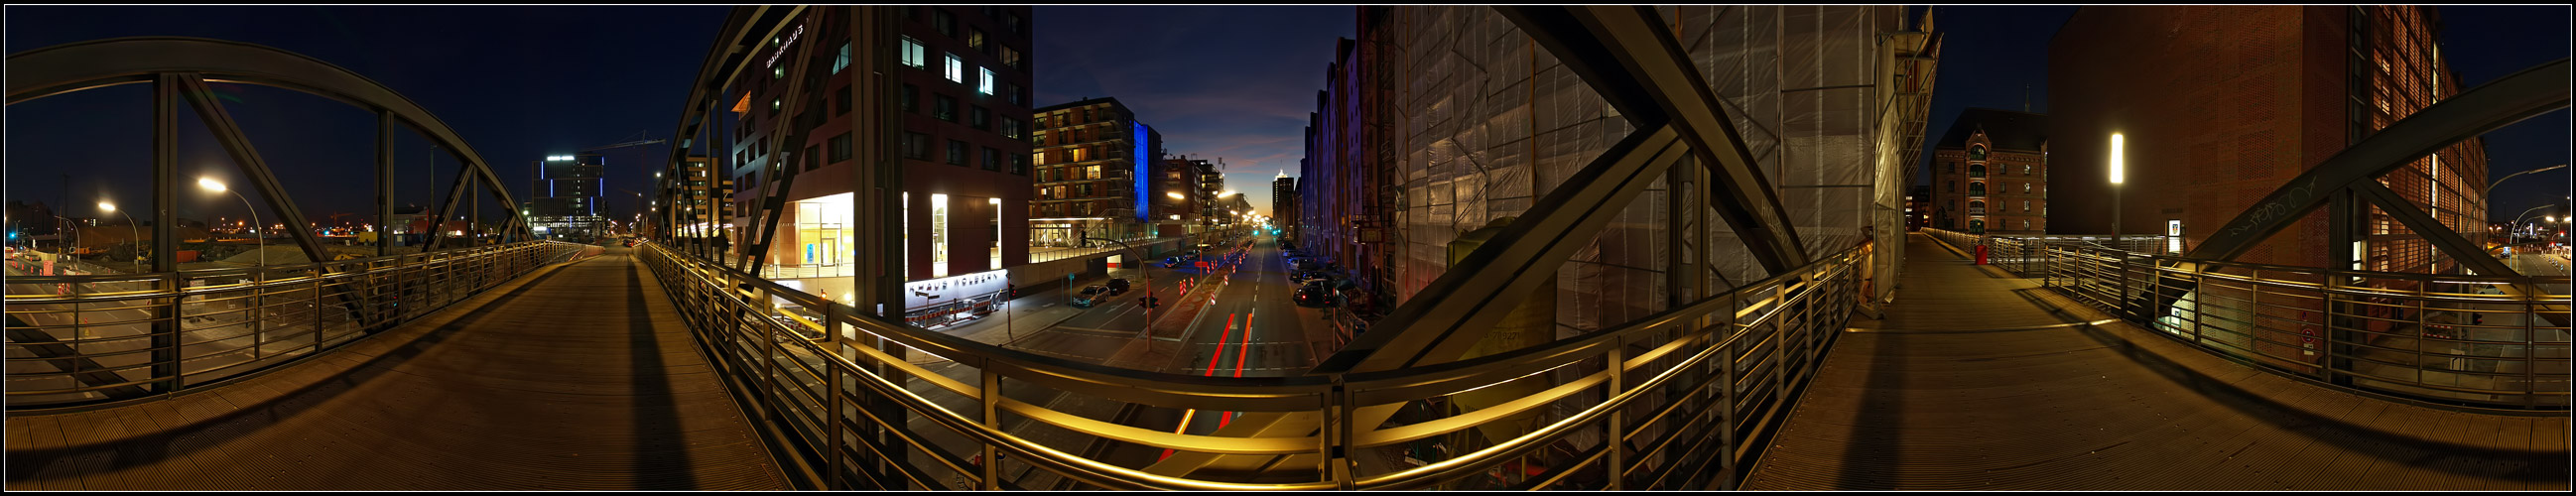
2325;189;2362;387
151;72;182;394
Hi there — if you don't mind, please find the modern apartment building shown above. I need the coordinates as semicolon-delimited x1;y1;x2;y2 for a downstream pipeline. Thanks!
527;154;606;240
721;5;1036;284
1031;96;1160;248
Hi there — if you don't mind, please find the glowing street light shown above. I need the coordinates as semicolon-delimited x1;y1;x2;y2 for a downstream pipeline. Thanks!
198;178;263;267
99;201;142;271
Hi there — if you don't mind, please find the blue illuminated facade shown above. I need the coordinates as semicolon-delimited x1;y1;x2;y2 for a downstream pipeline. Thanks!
1132;121;1153;222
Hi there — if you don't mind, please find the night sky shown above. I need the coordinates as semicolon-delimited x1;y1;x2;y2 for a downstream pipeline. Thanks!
4;6;2566;230
1032;6;1354;215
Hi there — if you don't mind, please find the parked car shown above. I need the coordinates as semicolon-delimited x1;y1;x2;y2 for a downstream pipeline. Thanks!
1293;281;1338;308
1292;270;1337;285
1071;285;1111;308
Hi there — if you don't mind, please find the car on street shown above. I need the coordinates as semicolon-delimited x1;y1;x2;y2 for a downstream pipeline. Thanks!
1071;285;1111;308
1106;278;1131;295
1294;281;1338;308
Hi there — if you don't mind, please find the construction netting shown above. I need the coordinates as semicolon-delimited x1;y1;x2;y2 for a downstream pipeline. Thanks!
1386;6;1923;335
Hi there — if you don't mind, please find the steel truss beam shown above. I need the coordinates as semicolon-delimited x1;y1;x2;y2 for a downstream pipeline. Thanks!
1169;5;1813;480
2143;58;2571;334
1504;5;1812;274
2187;59;2568;262
740;6;827;276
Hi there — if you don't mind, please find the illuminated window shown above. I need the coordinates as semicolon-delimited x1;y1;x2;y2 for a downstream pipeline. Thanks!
833;43;850;74
1031;151;1046;167
978;67;996;95
967;29;985;51
1000;117;1021;139
900;37;925;69
945;54;964;83
2023;184;2031;194
1001;46;1022;70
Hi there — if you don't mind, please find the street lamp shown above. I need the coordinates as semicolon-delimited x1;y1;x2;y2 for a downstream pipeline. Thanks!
2109;132;2125;249
198;178;262;267
99;201;142;273
2483;164;2568;221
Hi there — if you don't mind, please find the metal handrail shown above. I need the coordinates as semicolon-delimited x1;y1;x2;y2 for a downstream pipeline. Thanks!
638;238;1866;489
2021;239;2570;410
3;241;594;409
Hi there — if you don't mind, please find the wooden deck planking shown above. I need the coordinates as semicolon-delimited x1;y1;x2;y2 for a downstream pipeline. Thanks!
4;249;787;490
1741;234;2567;490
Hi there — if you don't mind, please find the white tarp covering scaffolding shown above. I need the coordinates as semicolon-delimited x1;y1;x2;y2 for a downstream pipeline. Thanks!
1386;6;1934;337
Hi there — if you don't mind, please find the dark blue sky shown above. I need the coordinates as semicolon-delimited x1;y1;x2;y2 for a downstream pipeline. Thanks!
1032;6;1354;214
5;6;725;227
5;6;2566;228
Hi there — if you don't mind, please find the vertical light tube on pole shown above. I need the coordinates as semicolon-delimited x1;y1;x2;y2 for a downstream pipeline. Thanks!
2110;132;2125;246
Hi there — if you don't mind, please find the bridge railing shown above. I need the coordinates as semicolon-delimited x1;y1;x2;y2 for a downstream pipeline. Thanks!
636;238;1867;490
1922;227;2171;277
2;241;592;410
2023;240;2572;410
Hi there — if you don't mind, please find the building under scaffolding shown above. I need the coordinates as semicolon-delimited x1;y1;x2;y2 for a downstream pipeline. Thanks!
1310;6;1937;336
1284;6;1940;484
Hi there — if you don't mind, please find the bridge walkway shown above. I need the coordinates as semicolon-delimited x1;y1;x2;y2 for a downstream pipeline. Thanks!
1741;232;2568;490
4;247;789;490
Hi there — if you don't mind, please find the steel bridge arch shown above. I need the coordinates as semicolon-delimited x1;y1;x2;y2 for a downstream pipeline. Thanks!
7;36;539;256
